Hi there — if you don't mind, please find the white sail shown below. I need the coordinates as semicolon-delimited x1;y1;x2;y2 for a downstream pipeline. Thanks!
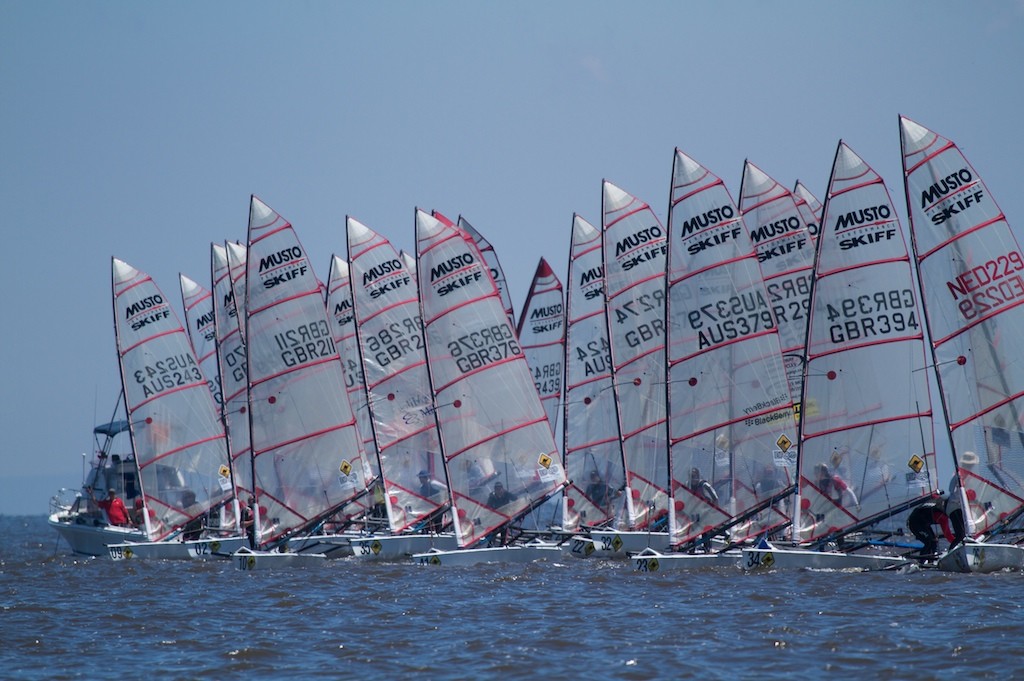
458;215;516;330
562;215;626;530
739;162;816;420
800;141;937;542
666;149;797;548
793;180;824;240
112;258;232;540
212;243;253;498
180;274;222;408
325;256;381;497
347;217;447;532
400;250;417;275
416;209;565;547
244;196;369;545
602;181;669;529
226;241;248;342
901;116;1024;537
516;257;566;433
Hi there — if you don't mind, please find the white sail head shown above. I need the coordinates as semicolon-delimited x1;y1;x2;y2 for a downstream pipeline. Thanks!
416;209;565;547
112;258;232;540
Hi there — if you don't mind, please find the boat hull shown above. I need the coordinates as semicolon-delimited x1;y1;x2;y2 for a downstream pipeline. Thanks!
350;534;458;560
49;513;147;557
741;547;909;571
412;542;562;566
107;537;247;560
632;548;741;572
279;534;357;558
232;548;328;570
935;542;1024;574
583;530;671;558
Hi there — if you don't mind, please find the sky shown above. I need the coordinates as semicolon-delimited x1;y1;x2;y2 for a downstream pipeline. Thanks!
2;1;1023;516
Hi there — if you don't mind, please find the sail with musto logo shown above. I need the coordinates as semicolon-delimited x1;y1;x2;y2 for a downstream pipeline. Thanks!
416;209;566;547
738;162;816;421
562;215;625;530
901;116;1024;539
665;149;797;549
601;181;669;530
517;257;565;434
244;196;369;546
347;217;447;533
799;140;937;545
112;258;233;539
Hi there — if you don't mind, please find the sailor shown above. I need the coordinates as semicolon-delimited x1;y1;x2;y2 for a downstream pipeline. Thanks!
907;493;960;557
89;487;131;527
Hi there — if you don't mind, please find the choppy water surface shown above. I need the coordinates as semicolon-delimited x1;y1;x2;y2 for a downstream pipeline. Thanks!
2;515;1021;679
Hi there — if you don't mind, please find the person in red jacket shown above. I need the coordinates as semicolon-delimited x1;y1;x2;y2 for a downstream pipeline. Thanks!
90;487;131;527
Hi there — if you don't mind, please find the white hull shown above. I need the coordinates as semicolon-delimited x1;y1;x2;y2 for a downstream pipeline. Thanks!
935;542;1024;574
583;530;671;558
233;547;328;570
741;547;909;571
281;533;358;558
107;536;247;560
413;542;562;566
49;513;147;557
632;547;741;572
351;533;458;561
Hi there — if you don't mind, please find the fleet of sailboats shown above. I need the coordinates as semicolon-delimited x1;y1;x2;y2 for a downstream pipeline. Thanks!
50;117;1024;572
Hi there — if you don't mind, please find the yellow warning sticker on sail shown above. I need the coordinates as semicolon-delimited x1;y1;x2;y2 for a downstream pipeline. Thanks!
908;454;925;473
219;465;230;479
776;434;792;453
538;453;552;469
339;460;352;475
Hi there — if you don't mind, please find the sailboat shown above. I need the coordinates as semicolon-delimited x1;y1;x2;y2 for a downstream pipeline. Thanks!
900;116;1024;573
458;216;516;330
237;196;370;567
345;217;457;559
50;259;244;559
324;255;379;528
738;161;816;422
561;215;628;558
793;180;824;241
411;209;567;565
212;243;254;512
588;181;671;557
744;141;937;571
517;257;565;434
636;149;799;572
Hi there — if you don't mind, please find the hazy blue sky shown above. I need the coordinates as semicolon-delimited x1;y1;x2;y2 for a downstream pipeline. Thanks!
3;2;1022;515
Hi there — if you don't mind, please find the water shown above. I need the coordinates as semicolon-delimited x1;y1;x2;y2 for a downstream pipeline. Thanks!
2;515;1021;679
